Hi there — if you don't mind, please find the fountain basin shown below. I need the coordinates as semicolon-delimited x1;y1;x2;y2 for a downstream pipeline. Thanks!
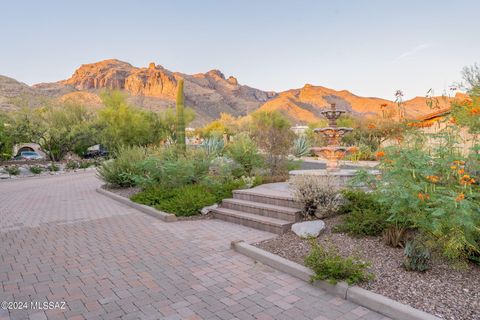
289;168;381;188
313;127;353;134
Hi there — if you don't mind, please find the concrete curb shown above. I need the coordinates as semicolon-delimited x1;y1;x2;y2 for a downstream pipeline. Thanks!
96;187;177;222
231;240;440;320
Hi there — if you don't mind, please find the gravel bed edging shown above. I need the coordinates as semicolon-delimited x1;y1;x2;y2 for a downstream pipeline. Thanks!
0;168;97;183
96;187;177;222
231;240;440;320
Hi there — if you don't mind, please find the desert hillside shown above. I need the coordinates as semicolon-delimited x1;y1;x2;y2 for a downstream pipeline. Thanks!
0;59;462;125
257;84;462;124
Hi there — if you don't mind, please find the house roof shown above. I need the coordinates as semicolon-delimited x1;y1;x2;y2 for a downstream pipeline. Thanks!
415;108;451;122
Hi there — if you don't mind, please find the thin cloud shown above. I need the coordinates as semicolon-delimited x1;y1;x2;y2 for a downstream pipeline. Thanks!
393;43;433;62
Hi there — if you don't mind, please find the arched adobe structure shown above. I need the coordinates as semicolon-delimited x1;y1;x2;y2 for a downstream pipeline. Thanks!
13;143;47;158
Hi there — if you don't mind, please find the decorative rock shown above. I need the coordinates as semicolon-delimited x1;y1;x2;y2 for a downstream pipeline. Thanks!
291;220;325;238
201;204;218;215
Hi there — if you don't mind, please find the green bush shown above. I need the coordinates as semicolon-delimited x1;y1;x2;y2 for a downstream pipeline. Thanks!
79;160;92;169
134;148;210;188
208;156;243;181
403;239;431;272
97;145;148;187
48;163;60;172
65;160;79;170
131;179;246;216
363;133;480;261
29;166;42;174
157;185;217;216
225;133;263;175
132;184;216;216
5;166;20;176
333;190;390;237
250;110;295;176
304;241;373;285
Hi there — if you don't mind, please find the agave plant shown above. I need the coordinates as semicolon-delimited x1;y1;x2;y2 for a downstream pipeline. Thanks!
201;137;225;156
292;136;311;158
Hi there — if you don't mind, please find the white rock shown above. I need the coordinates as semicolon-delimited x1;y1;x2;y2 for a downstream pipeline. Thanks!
201;204;218;215
291;220;325;238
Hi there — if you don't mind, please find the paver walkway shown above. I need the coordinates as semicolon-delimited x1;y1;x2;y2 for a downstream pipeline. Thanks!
0;172;389;320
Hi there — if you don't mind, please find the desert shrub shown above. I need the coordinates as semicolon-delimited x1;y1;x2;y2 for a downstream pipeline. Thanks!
383;225;408;248
304;241;373;285
131;179;245;216
345;144;375;161
342;117;406;153
79;160;92;169
292;136;311;157
97;145;148;187
48;163;60;172
359;126;480;261
199;113;240;138
287;159;303;171
0;113;14;160
65;160;79;170
208;156;243;181
403;238;431;272
290;175;342;218
203;177;246;201
29;166;42;174
333;190;389;237
469;235;480;265
250;110;295;176
151;185;217;217
133;147;211;188
225;133;263;175
5;166;20;176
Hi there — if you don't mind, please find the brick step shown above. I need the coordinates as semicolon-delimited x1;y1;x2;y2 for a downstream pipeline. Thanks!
221;198;301;222
212;207;292;235
233;189;300;209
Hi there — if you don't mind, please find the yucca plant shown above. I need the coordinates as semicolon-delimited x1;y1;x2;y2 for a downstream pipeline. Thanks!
201;137;224;156
292;135;311;158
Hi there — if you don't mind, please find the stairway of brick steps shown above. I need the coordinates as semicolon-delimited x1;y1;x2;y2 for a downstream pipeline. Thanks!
212;188;302;234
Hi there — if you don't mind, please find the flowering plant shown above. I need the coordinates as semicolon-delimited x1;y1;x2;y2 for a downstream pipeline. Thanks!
356;125;479;262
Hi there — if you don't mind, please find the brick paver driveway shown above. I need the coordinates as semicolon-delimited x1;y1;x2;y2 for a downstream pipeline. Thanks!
0;172;388;320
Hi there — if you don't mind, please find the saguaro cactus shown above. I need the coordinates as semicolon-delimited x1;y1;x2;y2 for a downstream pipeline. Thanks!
176;79;186;151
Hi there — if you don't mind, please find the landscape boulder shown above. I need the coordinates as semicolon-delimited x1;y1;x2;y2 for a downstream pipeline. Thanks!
291;220;325;238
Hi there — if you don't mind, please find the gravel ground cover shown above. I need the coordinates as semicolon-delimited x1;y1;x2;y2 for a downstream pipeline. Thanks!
255;216;480;320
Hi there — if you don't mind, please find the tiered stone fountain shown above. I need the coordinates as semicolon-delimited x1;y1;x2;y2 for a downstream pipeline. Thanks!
311;103;352;171
290;103;363;187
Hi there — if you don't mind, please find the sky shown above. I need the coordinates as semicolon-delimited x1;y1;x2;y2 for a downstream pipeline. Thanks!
0;0;478;100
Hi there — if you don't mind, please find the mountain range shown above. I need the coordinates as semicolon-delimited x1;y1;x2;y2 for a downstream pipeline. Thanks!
0;59;462;126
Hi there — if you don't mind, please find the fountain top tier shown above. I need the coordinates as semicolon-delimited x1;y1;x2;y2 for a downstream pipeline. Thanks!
320;103;347;127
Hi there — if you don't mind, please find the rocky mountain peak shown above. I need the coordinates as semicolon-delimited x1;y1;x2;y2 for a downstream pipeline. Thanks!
206;69;225;80
227;76;238;86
